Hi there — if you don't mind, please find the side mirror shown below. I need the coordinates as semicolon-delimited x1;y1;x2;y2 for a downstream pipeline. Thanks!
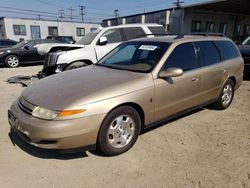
98;36;108;45
159;67;183;78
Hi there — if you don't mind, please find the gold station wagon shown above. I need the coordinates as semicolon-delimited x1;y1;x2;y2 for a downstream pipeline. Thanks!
8;35;244;156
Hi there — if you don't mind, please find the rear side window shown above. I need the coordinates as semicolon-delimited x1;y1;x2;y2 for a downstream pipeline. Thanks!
214;41;240;60
197;41;221;67
148;27;167;35
162;43;198;71
102;29;123;43
122;27;145;40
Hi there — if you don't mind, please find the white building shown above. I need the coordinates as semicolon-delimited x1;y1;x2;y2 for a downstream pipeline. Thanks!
0;17;100;42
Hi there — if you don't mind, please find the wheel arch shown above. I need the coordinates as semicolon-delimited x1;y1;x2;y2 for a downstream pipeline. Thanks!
63;59;93;70
228;76;236;87
104;102;145;131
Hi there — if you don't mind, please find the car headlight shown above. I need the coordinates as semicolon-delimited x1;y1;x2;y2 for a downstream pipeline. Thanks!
32;106;86;120
32;106;58;120
0;51;5;55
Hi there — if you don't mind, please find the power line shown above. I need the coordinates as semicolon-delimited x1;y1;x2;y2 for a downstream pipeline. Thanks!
0;5;57;15
0;6;104;22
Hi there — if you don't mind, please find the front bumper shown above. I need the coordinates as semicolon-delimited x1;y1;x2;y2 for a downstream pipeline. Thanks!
8;100;106;149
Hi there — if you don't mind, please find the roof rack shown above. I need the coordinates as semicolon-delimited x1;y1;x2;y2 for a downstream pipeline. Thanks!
174;33;225;39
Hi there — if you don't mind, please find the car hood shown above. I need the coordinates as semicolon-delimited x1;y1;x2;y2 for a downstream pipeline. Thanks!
21;65;152;110
36;43;85;55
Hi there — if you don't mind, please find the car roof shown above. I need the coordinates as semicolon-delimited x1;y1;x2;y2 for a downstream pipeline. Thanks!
130;35;232;44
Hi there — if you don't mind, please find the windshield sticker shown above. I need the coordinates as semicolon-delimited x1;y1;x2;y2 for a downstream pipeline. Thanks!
139;45;158;51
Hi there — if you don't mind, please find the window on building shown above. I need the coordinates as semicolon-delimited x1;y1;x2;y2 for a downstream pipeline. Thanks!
13;25;26;35
191;21;202;33
126;16;142;24
48;26;58;36
235;24;241;36
76;27;85;36
197;41;221;67
243;24;250;38
206;22;215;32
91;28;97;32
219;23;227;35
162;43;198;71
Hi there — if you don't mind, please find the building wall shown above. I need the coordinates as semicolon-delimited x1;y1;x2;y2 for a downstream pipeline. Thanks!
183;10;250;39
1;17;100;41
102;10;171;31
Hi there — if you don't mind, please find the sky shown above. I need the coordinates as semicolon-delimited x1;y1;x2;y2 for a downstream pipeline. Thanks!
0;0;208;23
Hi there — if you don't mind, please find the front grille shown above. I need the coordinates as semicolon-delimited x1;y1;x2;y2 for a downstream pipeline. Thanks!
18;97;36;115
43;53;58;69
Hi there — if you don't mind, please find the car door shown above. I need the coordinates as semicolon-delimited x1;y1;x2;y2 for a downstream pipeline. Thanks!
20;41;42;63
153;42;202;121
195;41;226;103
95;28;124;60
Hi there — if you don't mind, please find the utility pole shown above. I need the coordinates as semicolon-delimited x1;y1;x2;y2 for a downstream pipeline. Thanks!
68;7;75;22
58;9;65;21
37;14;41;20
79;5;85;23
114;9;120;24
173;0;184;8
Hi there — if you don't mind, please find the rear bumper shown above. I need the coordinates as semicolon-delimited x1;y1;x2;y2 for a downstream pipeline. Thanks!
8;100;106;149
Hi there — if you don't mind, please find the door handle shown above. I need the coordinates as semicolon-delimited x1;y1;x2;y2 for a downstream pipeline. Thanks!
191;77;199;82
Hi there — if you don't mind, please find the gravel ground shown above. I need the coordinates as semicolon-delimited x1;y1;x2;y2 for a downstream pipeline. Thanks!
0;65;250;188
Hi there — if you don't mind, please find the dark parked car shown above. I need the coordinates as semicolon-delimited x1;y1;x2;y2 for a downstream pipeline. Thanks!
46;36;75;44
0;39;17;49
0;39;57;67
238;36;250;75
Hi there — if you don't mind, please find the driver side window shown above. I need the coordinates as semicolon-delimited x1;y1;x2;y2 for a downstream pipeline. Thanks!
162;42;198;71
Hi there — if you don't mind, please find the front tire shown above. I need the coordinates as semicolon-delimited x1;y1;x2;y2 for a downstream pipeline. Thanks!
213;79;235;110
5;55;20;68
97;106;141;156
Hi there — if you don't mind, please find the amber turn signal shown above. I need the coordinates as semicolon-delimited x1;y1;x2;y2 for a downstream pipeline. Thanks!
58;109;86;117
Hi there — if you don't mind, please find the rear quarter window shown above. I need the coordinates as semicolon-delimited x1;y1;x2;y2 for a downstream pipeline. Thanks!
122;27;145;40
214;41;240;60
148;26;167;35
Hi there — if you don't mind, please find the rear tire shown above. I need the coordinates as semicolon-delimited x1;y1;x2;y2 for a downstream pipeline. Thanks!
97;106;141;156
64;61;88;71
212;79;235;110
5;55;20;68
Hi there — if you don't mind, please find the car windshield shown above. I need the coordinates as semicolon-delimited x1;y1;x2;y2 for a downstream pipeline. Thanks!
242;36;250;45
12;41;29;48
97;41;170;73
76;31;100;45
